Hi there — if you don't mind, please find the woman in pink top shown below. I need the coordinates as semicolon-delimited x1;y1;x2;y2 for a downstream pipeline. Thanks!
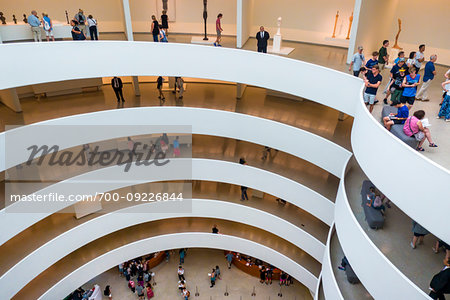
403;110;437;151
214;13;223;46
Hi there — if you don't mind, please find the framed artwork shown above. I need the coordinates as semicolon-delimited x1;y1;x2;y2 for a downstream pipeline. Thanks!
156;0;176;22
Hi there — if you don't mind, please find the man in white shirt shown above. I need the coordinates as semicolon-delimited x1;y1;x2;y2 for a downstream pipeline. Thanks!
349;46;365;77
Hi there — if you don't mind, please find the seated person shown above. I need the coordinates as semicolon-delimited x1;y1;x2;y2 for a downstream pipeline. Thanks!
383;102;409;131
366;187;386;214
403;110;438;151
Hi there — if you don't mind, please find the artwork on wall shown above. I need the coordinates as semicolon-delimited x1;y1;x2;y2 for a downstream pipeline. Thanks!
156;0;176;22
0;12;6;25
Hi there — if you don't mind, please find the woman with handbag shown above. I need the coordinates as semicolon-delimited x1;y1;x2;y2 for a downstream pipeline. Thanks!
403;110;437;151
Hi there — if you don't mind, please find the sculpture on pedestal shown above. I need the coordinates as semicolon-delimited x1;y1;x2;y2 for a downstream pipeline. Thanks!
202;0;208;40
332;10;339;38
272;17;282;53
65;10;69;24
0;12;6;25
393;19;403;50
13;14;17;24
346;12;353;40
276;16;282;35
23;14;27;23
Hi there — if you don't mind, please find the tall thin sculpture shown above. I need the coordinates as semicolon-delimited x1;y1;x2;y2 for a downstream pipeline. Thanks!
203;0;208;40
346;12;353;40
393;19;403;50
332;11;339;38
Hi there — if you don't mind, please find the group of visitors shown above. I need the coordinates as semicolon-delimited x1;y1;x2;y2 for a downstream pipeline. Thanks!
365;186;391;215
71;9;99;40
351;40;445;151
119;257;155;299
151;11;169;42
26;10;55;42
27;8;98;41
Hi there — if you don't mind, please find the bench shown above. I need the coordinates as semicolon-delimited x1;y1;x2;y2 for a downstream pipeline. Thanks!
361;180;384;230
381;106;418;148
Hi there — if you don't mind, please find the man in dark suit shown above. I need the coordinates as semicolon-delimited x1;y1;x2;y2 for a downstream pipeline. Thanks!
256;26;270;53
111;76;125;102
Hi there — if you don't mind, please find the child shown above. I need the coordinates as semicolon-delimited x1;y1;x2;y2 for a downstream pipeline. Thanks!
394;51;405;64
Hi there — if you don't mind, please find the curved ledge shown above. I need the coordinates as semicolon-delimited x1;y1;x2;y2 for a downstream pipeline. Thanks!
351;102;450;244
334;167;430;299
321;225;344;300
0;158;335;246
36;233;318;299
0;199;324;299
0;41;362;116
1;107;351;178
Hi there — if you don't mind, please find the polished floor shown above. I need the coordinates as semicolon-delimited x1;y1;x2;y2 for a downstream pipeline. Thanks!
13;217;320;299
344;157;445;295
0;180;328;280
81;248;313;300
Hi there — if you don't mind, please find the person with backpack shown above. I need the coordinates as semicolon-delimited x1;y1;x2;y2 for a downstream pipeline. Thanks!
74;9;87;36
87;15;98;40
42;13;54;42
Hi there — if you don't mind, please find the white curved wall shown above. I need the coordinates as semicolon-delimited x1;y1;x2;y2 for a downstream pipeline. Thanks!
321;225;344;300
0;199;323;299
1;107;351;178
0;42;362;116
334;172;430;299
0;158;334;246
351;102;450;244
38;233;318;299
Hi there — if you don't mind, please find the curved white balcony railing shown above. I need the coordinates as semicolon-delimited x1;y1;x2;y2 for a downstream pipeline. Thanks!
0;107;351;178
351;101;450;244
0;41;448;299
0;41;361;116
321;225;344;300
38;233;318;300
0;199;324;299
334;167;430;299
0;158;334;246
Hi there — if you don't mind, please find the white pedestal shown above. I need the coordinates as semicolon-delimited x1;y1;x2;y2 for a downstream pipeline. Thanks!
0;21;72;42
190;36;215;45
267;34;294;55
273;34;281;52
267;45;295;55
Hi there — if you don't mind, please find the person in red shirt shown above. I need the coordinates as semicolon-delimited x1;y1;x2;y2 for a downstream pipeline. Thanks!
214;13;223;47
